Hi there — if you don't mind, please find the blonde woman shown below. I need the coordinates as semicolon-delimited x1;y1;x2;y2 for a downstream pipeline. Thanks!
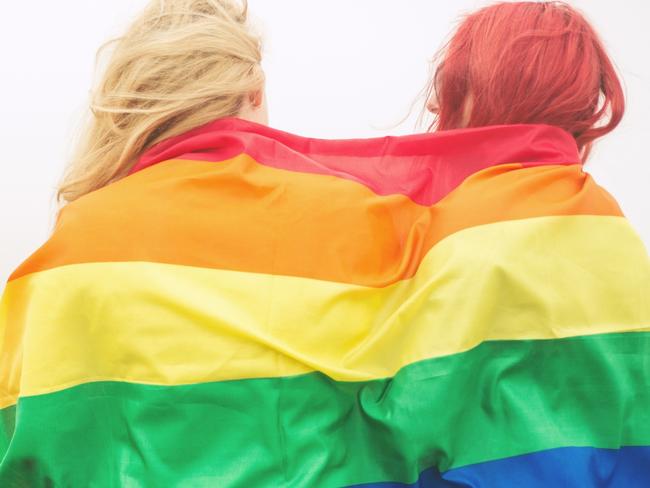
1;0;649;486
59;0;267;203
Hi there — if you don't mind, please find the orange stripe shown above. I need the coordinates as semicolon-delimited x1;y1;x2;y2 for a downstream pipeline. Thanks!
11;156;621;286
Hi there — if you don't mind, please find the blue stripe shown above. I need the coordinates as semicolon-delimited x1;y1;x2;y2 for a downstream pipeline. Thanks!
349;446;650;487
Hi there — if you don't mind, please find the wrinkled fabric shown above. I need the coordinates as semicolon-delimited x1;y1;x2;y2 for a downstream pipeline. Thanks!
1;118;649;487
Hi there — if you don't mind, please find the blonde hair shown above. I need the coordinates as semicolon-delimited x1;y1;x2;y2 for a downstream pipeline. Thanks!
58;0;263;203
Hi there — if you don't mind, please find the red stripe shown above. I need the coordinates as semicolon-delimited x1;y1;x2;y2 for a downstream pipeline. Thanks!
131;118;580;206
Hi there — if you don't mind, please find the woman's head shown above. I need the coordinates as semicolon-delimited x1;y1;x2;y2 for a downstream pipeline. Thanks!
59;0;264;203
425;1;624;160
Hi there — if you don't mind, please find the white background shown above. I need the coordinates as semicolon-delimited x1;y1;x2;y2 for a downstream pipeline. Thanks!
0;0;648;286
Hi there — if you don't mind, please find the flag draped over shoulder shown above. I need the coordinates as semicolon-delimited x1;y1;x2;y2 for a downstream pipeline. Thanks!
1;118;649;487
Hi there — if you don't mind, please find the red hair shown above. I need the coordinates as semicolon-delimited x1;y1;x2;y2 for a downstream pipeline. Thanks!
427;1;624;160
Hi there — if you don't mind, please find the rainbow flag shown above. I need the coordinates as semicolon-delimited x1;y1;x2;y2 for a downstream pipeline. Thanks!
1;118;649;486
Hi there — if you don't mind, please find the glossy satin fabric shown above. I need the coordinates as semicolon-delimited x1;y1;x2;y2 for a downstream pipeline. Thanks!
1;119;649;486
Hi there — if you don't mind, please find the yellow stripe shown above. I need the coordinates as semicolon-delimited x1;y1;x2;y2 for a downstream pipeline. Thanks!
1;215;649;407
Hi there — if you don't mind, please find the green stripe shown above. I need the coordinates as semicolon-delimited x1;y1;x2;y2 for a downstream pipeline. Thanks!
1;331;649;487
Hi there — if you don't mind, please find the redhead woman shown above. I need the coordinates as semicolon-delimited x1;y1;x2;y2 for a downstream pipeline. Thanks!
1;0;648;486
423;1;623;159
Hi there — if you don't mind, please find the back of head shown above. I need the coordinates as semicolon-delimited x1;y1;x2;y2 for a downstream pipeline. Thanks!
426;1;624;160
58;0;262;203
